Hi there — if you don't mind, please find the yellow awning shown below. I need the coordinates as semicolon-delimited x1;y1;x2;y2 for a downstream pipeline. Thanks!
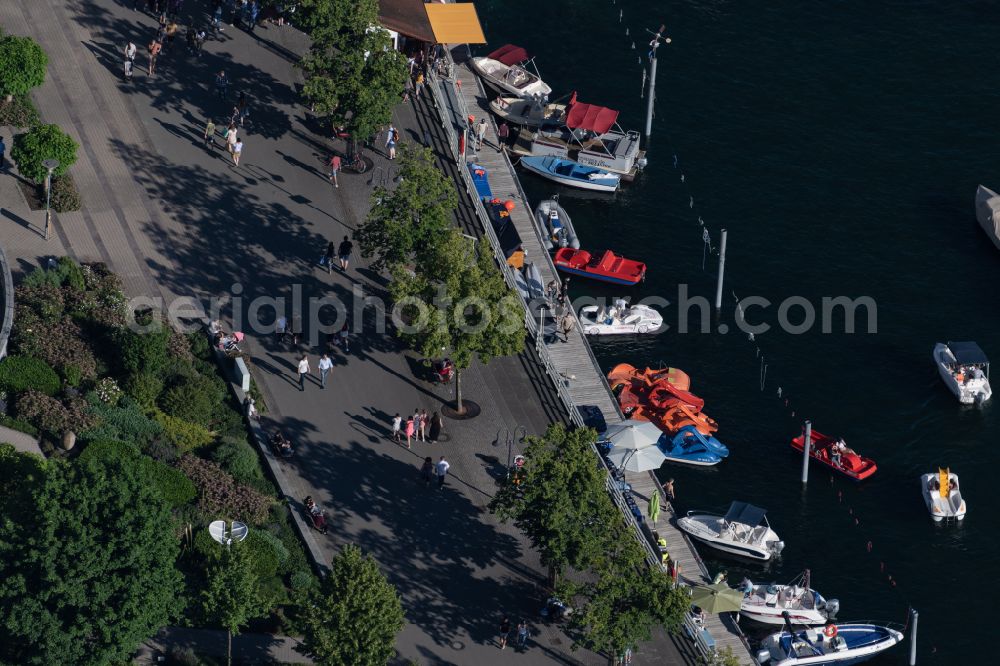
424;3;487;44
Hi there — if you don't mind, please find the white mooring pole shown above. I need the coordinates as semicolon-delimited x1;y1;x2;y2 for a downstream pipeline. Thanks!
643;25;670;143
909;609;918;665
801;420;812;484
714;229;728;310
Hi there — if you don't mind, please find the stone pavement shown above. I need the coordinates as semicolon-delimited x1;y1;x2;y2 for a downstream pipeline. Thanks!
0;1;696;664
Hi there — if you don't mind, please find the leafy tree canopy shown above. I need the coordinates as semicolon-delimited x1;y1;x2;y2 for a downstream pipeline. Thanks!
299;544;404;666
0;454;183;665
201;543;269;636
10;123;78;182
0;33;47;100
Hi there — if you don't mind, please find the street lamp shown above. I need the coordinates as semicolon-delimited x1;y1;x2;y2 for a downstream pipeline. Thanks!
42;159;59;241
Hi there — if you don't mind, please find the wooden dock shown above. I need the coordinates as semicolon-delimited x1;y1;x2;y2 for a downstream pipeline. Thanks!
432;48;756;666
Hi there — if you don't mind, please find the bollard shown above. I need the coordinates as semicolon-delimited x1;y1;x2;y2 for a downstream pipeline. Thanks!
909;609;918;665
801;420;812;484
714;229;728;310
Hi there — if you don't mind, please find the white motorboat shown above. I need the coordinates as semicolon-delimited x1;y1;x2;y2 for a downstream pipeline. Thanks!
932;341;992;405
739;571;839;626
921;468;966;521
490;95;568;128
975;185;1000;250
579;299;662;335
520;156;620;193
469;44;551;99
534;197;579;250
757;619;903;666
677;501;785;561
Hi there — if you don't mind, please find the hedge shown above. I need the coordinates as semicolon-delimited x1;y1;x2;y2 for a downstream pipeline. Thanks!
80;395;163;446
176;454;272;524
0;355;61;396
153;411;214;452
79;439;196;508
211;436;265;486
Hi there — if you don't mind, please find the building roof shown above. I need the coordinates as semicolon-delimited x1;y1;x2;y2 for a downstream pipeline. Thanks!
378;0;435;43
425;3;487;44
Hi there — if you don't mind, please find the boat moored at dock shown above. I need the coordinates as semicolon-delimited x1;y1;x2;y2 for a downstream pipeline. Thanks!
739;571;839;626
520;156;621;192
757;617;903;665
579;299;662;335
470;44;551;98
677;501;785;561
553;247;645;285
534;197;579;250
490;94;568;128
975;184;1000;250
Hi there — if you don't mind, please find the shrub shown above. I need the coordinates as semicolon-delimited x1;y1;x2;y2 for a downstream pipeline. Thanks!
79;440;196;508
81;395;162;446
11;310;97;379
10;123;78;183
49;174;82;213
211;437;264;486
0;34;47;99
176;454;272;524
187;331;211;360
0;355;61;396
0;95;39;128
143;437;180;464
153;411;214;452
62;365;82;388
16;283;65;321
75;263;127;328
243;529;286;579
94;377;122;405
20;267;61;289
126;372;164;410
159;374;225;428
169;646;199;666
16;390;95;435
290;569;318;592
117;323;172;377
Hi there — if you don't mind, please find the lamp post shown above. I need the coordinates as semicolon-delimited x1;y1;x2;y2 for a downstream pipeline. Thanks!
42;159;59;241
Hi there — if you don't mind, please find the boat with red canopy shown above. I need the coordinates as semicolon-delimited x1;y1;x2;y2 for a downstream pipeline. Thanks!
553;248;645;285
470;44;551;98
511;92;645;179
790;429;877;481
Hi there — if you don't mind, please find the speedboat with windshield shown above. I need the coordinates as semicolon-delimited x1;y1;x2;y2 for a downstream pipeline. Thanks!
677;501;785;561
757;613;903;665
739;570;839;626
470;44;551;98
933;341;992;405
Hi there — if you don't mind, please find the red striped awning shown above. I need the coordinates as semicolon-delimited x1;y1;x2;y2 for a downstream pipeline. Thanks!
565;102;619;134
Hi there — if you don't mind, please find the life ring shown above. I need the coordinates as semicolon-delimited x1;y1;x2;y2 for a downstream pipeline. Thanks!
823;624;838;639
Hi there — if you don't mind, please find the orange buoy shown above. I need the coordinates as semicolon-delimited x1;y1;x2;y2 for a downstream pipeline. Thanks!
504;200;515;212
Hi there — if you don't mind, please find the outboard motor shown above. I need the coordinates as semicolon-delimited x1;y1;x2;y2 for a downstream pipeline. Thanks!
769;540;786;556
824;598;840;618
756;648;772;664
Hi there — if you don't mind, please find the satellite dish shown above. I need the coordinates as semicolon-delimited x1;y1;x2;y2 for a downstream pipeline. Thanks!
208;520;250;547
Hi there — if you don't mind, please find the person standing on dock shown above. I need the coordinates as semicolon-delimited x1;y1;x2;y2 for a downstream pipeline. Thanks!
476;118;488;150
497;121;510;152
664;477;676;501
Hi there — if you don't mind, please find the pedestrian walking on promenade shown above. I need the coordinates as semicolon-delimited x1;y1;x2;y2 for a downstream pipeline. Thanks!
296;354;310;391
412;409;422;442
203;118;217;149
194;28;206;55
290;314;303;345
559;277;570;305
318;353;333;388
147;39;162;75
327;154;341;188
247;1;260;32
275;315;287;342
338;235;353;271
558;312;575;343
322;241;335;273
165;19;178;48
385;125;397;160
516;620;529;648
498;616;511;649
337;322;350;352
418;409;428;442
185;25;196;52
225;123;238;155
404;416;415;449
414;71;424;98
435;456;450;489
232;138;243;166
428;411;442;443
125;39;137;66
476;118;487;150
497;121;510;152
215;69;230;98
421;456;434;487
0;136;6;169
391;413;402;442
236;92;250;127
212;3;224;32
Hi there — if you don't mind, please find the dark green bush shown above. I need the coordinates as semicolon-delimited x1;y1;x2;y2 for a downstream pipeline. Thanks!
0;34;48;99
153;411;214;452
143;437;180;464
79;439;196;509
80;395;162;446
16;390;95;435
187;331;211;360
62;365;82;388
118;324;172;377
242;529;285;580
0;95;39;128
20;268;61;289
0;355;61;396
49;174;82;213
125;372;164;410
211;437;264;486
10;123;78;183
289;569;318;592
160;374;225;428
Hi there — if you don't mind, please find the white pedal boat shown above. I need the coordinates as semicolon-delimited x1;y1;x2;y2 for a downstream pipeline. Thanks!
921;468;966;521
579;299;662;335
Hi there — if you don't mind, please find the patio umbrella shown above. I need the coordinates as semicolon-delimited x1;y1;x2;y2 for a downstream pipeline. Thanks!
605;441;668;472
689;583;744;614
603;421;663;450
648;491;661;526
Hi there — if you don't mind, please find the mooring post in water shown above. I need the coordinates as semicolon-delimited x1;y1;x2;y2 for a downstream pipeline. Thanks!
644;24;670;143
909;609;918;665
714;229;728;310
801;420;812;484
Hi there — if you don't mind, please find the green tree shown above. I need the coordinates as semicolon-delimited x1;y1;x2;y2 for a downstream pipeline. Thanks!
490;424;620;584
299;544;404;666
0;454;183;665
0;33;47;102
355;144;458;272
10;123;78;182
202;544;269;666
299;0;407;147
390;229;524;414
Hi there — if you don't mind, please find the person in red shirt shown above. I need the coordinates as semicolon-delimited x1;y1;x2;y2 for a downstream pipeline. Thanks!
328;154;341;188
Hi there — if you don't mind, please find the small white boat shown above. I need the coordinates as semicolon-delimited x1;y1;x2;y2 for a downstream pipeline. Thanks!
975;185;1000;250
470;44;551;99
932;341;992;405
490;95;568;128
677;501;785;561
757;620;903;666
579;299;662;335
534;197;579;250
739;571;839;626
921;468;966;521
520;156;620;193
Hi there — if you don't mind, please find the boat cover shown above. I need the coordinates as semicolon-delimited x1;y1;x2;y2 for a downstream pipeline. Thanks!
725;501;767;526
468;163;492;199
950;341;989;365
487;44;530;66
565;102;620;134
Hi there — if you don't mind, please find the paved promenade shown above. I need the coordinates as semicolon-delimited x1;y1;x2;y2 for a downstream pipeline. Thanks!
0;1;697;664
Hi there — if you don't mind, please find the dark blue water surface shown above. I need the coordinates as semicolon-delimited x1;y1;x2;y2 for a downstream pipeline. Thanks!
477;1;1000;662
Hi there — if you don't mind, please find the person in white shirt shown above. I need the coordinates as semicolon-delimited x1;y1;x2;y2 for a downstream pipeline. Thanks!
435;456;450;489
232;139;243;166
391;413;402;442
297;355;310;391
318;353;333;388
